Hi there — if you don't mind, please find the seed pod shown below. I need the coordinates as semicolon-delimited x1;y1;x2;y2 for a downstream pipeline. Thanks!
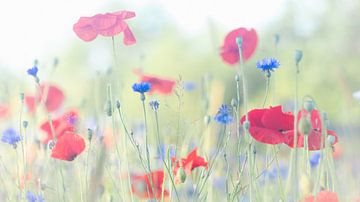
299;117;312;135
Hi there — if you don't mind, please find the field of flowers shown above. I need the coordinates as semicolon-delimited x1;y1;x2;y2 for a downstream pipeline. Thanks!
0;1;360;202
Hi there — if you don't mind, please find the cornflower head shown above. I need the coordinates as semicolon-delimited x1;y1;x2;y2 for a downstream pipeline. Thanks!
27;62;40;83
214;104;233;125
26;191;44;202
256;57;280;77
132;82;151;101
1;128;22;148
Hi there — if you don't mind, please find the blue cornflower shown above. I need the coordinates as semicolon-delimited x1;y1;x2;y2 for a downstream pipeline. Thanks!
214;104;233;124
27;66;38;78
132;82;151;94
149;100;160;111
26;191;44;202
183;81;197;91
256;57;280;77
310;152;321;168
1;128;22;148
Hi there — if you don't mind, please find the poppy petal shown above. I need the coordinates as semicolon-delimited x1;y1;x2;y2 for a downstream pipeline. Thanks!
73;17;98;42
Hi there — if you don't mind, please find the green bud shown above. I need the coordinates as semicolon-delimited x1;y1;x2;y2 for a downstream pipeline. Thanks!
243;120;250;130
105;100;112;117
116;100;121;109
231;98;238;108
177;166;187;183
298;117;312;135
22;121;28;128
204;115;211;125
303;99;315;112
295;50;303;66
87;128;93;141
327;136;336;145
235;74;240;82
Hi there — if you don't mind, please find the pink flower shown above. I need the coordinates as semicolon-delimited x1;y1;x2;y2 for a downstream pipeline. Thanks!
73;10;136;45
220;28;258;65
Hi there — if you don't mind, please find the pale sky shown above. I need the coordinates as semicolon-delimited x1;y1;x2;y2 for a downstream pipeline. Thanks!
0;0;286;72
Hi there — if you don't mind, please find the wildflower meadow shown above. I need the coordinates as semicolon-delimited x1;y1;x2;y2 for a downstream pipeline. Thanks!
0;1;360;202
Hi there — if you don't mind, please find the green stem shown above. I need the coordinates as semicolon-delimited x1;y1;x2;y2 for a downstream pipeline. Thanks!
262;77;271;107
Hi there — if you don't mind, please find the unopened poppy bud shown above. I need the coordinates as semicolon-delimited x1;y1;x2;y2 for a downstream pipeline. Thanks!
299;117;312;135
295;50;303;66
274;34;280;46
87;128;93;141
231;98;238;108
22;121;28;128
35;77;40;84
327;136;336;145
19;93;24;102
204;115;211;125
243;120;250;130
177;166;187;183
303;100;315;112
235;74;240;82
116;100;121;109
105;100;112;117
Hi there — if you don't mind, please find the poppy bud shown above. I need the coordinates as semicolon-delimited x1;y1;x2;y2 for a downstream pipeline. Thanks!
295;50;303;66
116;100;121;109
235;74;240;82
22;121;28;129
299;117;312;135
87;128;93;142
327;136;336;145
204;115;211;125
177;166;187;183
243;120;250;130
20;93;25;102
303;99;315;112
231;98;238;108
274;34;280;46
105;100;112;117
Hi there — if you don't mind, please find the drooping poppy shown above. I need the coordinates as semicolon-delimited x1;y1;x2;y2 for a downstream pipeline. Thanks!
240;106;294;145
220;27;258;65
40;110;78;144
51;132;85;161
301;191;339;202
172;148;208;177
25;84;65;113
284;109;338;150
131;170;169;199
133;69;176;95
73;10;136;45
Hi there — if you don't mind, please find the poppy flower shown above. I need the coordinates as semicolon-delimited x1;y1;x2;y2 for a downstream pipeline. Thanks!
0;103;10;118
131;170;169;199
40;110;78;144
284;109;338;150
25;84;64;113
240;106;294;145
51;132;85;161
133;69;176;95
73;10;136;45
172;148;208;177
220;27;258;65
301;191;339;202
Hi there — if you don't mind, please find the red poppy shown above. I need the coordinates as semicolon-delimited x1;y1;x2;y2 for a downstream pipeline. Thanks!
172;148;208;177
241;106;294;145
284;109;338;150
301;191;339;202
131;170;169;199
73;10;136;45
25;84;65;113
220;27;258;65
51;132;85;161
0;103;10;118
40;110;78;144
133;69;176;95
